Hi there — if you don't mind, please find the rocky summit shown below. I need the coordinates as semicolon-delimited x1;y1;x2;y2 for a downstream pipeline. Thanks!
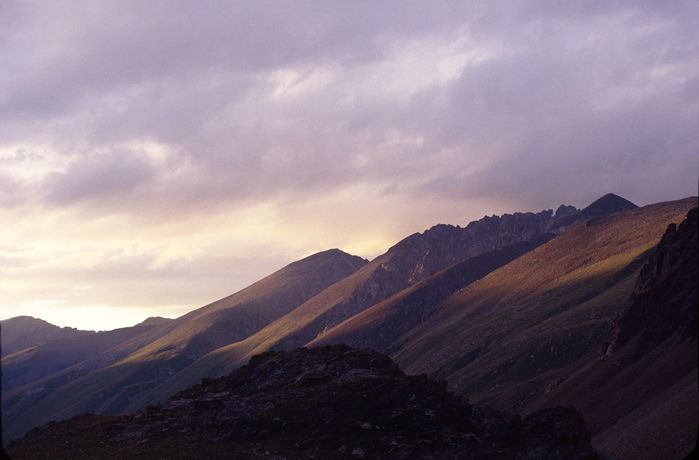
6;344;606;460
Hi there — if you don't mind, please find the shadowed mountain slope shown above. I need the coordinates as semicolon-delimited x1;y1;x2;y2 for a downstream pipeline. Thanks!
2;249;367;443
307;233;557;352
524;206;698;460
2;325;162;393
6;345;603;460
389;198;696;413
0;317;94;359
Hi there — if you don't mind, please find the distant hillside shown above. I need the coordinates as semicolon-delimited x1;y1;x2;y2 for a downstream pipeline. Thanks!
549;193;638;231
134;317;174;327
2;325;162;393
2;249;367;443
0;317;94;358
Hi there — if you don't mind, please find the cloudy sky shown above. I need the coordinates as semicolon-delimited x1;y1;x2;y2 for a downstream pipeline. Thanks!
1;1;697;331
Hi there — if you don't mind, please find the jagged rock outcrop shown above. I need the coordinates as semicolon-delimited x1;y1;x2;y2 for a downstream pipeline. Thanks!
268;211;566;351
6;345;605;460
605;207;698;359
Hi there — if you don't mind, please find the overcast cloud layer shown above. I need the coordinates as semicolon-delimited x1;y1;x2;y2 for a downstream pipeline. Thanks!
1;1;697;330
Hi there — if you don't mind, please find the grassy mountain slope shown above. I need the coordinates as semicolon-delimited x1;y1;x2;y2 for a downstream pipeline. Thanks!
115;249;368;365
391;198;696;413
2;249;367;443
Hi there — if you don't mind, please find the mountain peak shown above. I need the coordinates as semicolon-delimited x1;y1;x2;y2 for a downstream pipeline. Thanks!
134;316;174;327
582;193;637;216
546;193;637;232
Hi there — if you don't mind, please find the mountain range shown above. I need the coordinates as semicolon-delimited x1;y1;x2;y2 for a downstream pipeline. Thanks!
2;193;697;460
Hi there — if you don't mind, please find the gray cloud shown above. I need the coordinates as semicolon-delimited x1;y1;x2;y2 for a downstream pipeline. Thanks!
41;148;158;206
5;1;695;209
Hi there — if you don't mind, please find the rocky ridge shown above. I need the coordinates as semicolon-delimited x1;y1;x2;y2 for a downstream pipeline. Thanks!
272;194;637;352
6;345;607;460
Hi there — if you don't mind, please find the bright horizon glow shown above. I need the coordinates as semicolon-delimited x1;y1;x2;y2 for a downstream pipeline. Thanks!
1;1;697;331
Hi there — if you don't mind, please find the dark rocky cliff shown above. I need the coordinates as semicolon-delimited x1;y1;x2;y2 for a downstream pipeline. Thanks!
6;345;606;460
605;206;698;359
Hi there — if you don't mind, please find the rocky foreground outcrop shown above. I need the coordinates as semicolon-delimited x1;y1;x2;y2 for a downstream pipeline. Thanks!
7;344;608;460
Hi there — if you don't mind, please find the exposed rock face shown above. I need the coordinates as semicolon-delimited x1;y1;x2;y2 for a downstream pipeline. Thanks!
309;233;557;353
605;207;698;359
6;345;603;460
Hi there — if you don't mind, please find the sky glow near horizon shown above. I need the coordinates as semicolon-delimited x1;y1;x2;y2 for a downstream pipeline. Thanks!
1;1;698;331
